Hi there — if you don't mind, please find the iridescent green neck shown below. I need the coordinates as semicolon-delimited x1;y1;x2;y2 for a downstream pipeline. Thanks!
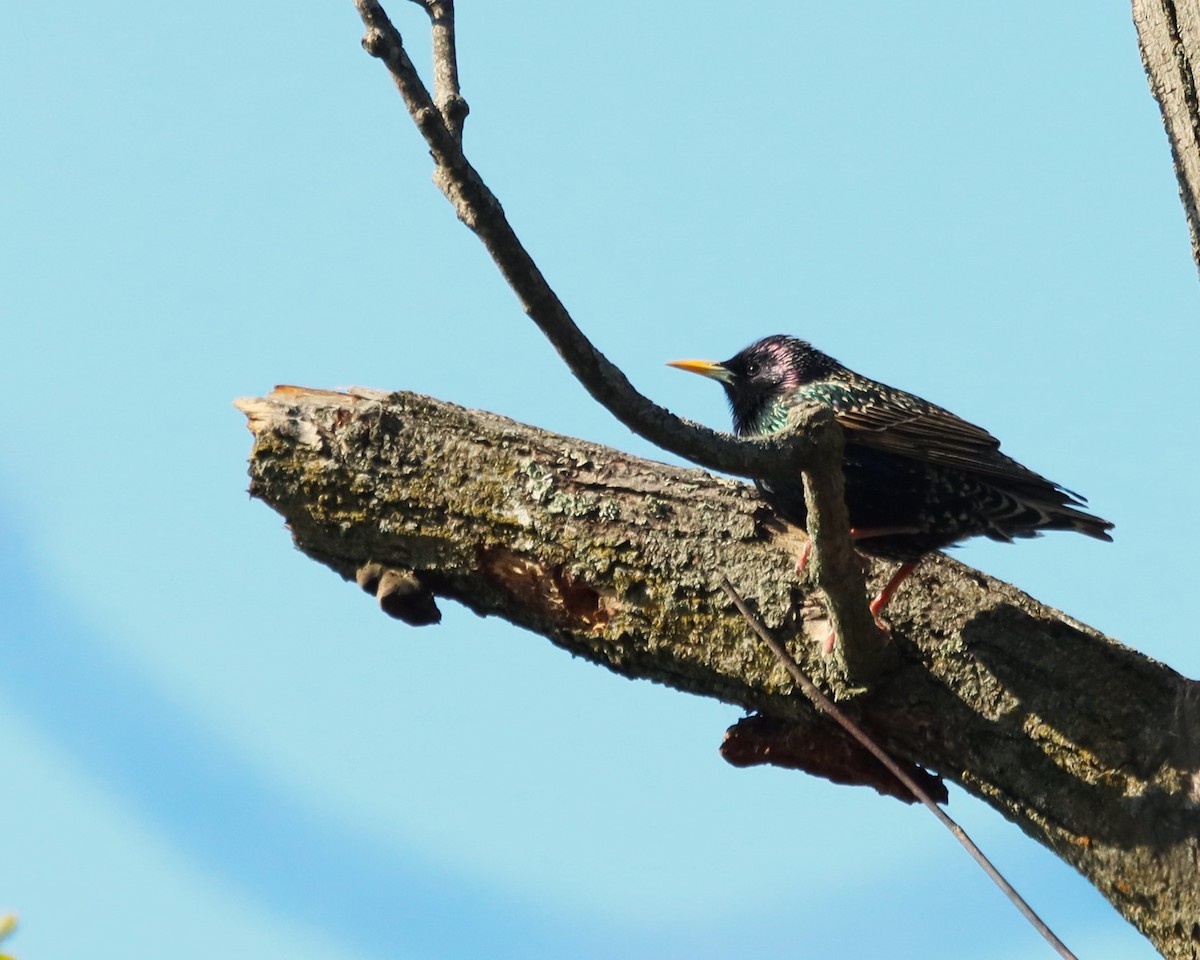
735;382;847;437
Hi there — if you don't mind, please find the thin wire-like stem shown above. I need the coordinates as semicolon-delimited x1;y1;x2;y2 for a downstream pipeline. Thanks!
719;577;1078;960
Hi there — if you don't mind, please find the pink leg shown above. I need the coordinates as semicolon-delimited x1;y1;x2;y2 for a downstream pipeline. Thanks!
799;529;921;654
799;527;917;577
794;538;813;576
818;561;918;655
821;627;838;655
849;526;923;541
868;561;917;630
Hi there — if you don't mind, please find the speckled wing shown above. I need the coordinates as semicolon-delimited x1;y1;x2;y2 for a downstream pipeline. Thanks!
804;380;1080;499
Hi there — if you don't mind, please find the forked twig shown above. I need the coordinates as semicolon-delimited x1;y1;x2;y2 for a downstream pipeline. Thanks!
350;1;832;480
719;576;1078;960
407;0;467;140
351;0;888;681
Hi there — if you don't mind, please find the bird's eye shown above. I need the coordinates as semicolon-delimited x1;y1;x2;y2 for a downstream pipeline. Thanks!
745;362;760;376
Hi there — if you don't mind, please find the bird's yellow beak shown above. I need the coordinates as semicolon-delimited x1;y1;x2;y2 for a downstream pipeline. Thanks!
666;358;733;383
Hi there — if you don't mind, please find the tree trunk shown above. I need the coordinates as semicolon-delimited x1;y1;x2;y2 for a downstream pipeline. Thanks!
237;384;1200;959
1133;0;1200;273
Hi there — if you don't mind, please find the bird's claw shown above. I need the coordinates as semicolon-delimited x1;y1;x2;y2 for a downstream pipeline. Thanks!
794;539;813;576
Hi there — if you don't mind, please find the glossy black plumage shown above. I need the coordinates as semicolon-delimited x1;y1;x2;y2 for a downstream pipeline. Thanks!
669;335;1113;562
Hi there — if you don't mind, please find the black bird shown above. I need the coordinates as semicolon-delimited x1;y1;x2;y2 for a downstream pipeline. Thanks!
669;335;1112;619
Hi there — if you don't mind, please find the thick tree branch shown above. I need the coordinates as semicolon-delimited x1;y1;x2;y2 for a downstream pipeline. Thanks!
237;385;1200;959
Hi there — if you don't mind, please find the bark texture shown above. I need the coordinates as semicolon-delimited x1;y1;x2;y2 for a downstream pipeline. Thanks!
238;385;1200;958
1134;0;1200;272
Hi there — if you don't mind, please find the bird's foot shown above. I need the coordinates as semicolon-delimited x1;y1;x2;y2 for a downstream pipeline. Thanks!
870;561;917;624
794;539;813;576
867;598;896;638
821;628;837;655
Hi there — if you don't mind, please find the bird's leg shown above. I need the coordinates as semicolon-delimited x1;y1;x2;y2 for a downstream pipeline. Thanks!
821;626;839;655
794;538;813;576
849;525;923;541
819;561;916;655
801;526;915;577
868;561;917;632
845;528;921;631
802;527;921;653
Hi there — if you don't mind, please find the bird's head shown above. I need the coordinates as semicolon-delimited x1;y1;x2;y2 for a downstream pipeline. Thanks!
667;335;841;436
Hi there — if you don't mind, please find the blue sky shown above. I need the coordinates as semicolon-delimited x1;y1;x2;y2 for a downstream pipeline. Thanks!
2;2;1195;958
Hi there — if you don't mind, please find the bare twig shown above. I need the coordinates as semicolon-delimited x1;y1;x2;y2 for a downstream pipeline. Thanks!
720;577;1079;960
408;0;468;140
351;0;815;481
350;0;887;680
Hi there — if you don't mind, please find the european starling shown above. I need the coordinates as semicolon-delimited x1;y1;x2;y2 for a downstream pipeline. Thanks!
669;335;1112;619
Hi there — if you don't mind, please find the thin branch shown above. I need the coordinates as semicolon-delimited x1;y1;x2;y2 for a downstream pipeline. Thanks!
720;577;1078;960
350;0;886;680
351;0;814;481
796;413;891;681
